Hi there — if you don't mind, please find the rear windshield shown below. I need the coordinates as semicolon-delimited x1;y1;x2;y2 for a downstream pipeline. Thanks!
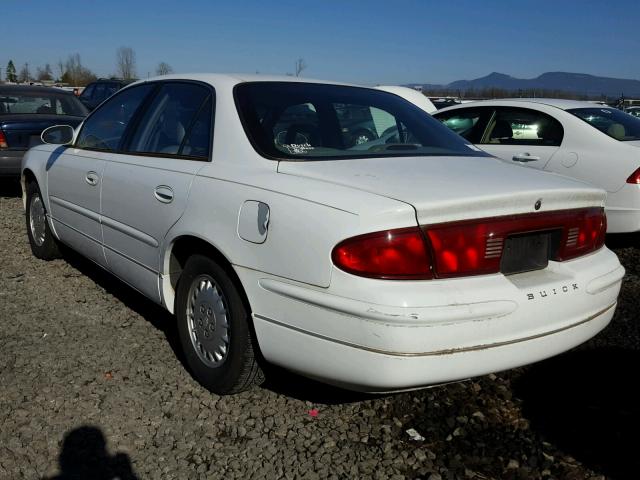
567;107;640;141
234;82;489;160
0;90;87;116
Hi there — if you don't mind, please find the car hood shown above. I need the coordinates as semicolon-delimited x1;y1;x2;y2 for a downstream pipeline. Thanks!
277;155;605;225
624;140;640;148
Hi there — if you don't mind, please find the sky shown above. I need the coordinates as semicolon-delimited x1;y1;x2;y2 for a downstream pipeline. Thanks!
2;0;640;85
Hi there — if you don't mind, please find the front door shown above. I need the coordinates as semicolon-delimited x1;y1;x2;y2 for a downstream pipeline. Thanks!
46;147;105;265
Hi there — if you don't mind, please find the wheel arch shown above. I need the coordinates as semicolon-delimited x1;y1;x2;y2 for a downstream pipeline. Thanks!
21;168;37;209
162;234;252;316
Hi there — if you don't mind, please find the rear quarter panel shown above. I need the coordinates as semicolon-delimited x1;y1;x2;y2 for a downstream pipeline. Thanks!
162;162;418;290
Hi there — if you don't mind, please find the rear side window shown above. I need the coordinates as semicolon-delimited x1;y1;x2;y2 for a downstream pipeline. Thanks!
126;82;212;159
435;108;490;143
568;107;640;141
482;107;564;146
76;84;155;151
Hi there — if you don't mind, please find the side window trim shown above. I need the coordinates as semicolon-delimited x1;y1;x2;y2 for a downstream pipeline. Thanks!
74;80;216;162
481;107;564;147
178;94;212;156
121;80;215;162
74;83;157;152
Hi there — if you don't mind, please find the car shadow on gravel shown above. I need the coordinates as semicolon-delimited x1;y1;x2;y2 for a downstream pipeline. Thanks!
606;233;639;250
60;244;376;404
0;179;21;198
261;365;382;405
59;246;185;366
514;347;640;480
43;425;138;480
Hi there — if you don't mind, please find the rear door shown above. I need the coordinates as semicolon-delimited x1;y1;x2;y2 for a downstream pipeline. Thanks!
47;83;155;265
478;107;564;169
99;81;214;302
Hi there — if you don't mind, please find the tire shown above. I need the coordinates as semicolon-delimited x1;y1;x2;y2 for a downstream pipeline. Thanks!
175;254;264;394
25;181;61;260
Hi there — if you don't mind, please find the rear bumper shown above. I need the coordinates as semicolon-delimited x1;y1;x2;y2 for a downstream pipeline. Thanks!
253;303;615;392
237;247;624;392
0;150;25;176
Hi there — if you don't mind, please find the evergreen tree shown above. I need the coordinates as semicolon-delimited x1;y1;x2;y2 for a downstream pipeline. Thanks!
6;60;17;83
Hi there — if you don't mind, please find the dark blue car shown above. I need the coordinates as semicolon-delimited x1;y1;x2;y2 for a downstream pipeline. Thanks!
0;85;87;177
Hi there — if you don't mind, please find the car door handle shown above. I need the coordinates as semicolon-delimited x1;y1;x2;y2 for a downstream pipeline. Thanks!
512;153;541;162
85;171;99;186
154;185;174;204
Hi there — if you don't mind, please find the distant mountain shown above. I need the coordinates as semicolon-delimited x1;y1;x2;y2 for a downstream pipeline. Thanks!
411;72;640;97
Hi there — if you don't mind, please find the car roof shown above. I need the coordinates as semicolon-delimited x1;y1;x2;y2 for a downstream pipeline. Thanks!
436;97;608;113
129;73;354;89
0;84;75;96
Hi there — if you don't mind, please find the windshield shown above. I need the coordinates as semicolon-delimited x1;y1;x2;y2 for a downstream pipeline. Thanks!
234;82;489;160
567;107;640;141
0;90;87;116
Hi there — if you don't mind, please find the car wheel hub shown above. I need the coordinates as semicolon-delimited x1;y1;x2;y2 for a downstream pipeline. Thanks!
29;195;47;247
186;275;230;367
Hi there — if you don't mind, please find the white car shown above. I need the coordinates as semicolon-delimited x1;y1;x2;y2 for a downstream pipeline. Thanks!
21;75;623;394
375;86;437;113
433;99;640;233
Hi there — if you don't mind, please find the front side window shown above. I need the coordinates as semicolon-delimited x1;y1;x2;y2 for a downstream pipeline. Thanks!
434;108;489;143
482;108;564;146
235;82;488;160
568;107;640;141
127;82;212;158
76;84;154;151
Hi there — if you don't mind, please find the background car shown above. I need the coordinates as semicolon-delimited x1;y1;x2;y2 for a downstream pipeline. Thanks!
625;106;640;118
78;79;128;111
433;99;640;233
375;86;437;114
22;75;622;395
0;85;87;177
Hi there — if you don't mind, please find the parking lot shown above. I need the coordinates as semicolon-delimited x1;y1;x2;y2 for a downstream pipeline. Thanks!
0;181;639;480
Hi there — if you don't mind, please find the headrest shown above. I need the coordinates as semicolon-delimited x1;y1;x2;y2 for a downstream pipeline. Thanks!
491;120;513;139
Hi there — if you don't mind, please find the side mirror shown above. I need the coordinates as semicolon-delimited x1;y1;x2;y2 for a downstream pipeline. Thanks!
41;125;75;145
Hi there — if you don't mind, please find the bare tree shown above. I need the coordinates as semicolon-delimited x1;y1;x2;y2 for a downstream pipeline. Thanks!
294;58;307;77
57;59;65;81
36;64;53;81
18;63;30;83
155;62;173;76
116;46;137;80
61;54;97;86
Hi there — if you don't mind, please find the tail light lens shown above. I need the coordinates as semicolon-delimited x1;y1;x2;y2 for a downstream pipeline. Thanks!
626;167;640;184
332;208;606;280
331;227;433;279
0;130;7;149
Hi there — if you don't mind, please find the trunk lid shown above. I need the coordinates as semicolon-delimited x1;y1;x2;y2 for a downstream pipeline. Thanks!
278;156;606;225
0;114;83;149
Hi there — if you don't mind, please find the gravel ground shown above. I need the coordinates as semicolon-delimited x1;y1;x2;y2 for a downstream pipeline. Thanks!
1;180;638;480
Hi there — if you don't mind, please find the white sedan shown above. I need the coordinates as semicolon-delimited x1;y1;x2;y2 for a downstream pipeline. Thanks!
21;75;623;394
433;99;640;233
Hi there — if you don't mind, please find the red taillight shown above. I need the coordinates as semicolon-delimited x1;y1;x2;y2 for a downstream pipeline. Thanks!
332;208;606;280
331;227;433;279
0;130;7;149
626;167;640;184
556;208;607;260
425;208;606;277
